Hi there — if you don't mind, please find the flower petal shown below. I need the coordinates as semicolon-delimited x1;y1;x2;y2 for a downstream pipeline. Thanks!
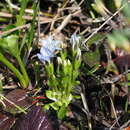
37;53;52;63
38;36;62;63
40;47;53;57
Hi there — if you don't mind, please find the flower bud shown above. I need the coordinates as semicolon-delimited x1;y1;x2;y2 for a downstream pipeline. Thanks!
57;57;62;64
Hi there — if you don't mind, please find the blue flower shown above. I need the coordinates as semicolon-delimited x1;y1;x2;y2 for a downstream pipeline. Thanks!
40;36;61;51
70;33;81;49
37;36;61;63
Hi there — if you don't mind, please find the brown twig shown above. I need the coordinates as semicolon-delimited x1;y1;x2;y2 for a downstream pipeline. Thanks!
80;85;92;130
5;0;43;15
50;0;69;31
82;1;129;48
0;15;65;38
0;12;53;21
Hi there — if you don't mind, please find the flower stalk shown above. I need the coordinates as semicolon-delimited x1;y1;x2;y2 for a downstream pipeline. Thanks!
38;34;82;119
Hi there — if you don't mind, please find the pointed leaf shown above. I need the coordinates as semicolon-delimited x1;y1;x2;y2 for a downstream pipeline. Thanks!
58;106;67;120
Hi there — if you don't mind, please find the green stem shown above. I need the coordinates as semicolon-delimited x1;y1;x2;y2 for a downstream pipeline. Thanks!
125;98;128;112
16;55;29;86
0;53;27;88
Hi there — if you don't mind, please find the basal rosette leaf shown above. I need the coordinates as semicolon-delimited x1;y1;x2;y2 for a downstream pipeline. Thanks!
0;35;19;57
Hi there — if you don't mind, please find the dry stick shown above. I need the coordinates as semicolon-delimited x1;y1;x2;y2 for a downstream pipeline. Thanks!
109;116;121;130
59;7;80;11
82;1;129;48
0;12;53;39
104;43;117;119
80;27;90;35
54;9;81;34
0;24;30;39
0;94;27;114
54;14;72;33
3;85;17;89
120;119;130;129
50;0;69;31
111;84;117;119
105;90;120;127
0;15;65;39
82;108;111;128
0;12;53;21
100;69;130;84
78;0;85;6
0;6;81;38
6;0;43;15
0;12;12;18
81;94;92;130
80;85;92;130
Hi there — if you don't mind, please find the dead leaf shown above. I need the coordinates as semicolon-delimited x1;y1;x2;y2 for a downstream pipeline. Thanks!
3;89;32;114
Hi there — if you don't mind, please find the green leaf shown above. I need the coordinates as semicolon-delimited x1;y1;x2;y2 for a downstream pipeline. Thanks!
0;77;3;94
83;47;100;67
106;60;118;74
72;70;79;80
74;60;81;70
85;33;105;47
27;1;39;49
16;0;29;26
58;105;67;120
122;0;130;20
0;35;19;57
107;30;130;52
60;51;67;60
47;74;58;91
46;90;61;102
91;0;108;16
113;0;122;9
0;53;27;88
73;95;81;99
104;0;116;13
50;102;59;110
3;24;18;35
45;63;54;76
87;64;100;75
44;104;50;110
